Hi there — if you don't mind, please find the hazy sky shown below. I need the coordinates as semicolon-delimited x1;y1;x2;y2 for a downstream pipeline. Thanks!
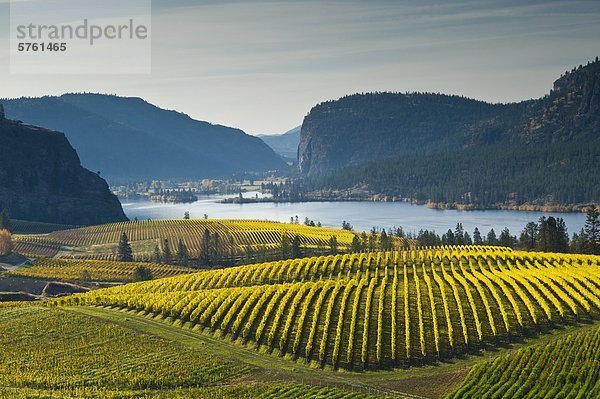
1;0;599;135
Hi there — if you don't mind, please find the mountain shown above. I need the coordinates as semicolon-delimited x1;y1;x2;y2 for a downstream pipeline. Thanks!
2;94;287;180
258;126;301;161
0;107;127;225
299;58;600;207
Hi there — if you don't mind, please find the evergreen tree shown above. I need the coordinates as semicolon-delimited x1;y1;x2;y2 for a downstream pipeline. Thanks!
162;239;172;264
472;228;483;245
198;228;211;268
417;229;441;246
153;245;162;263
244;245;254;263
499;228;516;248
211;232;221;265
328;236;338;255
486;229;499;246
342;221;353;231
536;217;569;253
379;229;392;251
117;232;133;262
0;209;12;233
351;235;362;253
519;222;538;250
361;232;369;251
184;211;190;220
454;223;465;245
442;229;455;245
132;266;153;282
291;235;301;258
176;239;189;266
280;232;291;259
570;229;589;254
463;232;473;245
584;205;600;254
556;218;569;253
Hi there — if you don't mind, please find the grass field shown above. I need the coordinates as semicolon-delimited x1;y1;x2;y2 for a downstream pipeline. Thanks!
0;305;407;399
13;219;411;261
58;247;600;371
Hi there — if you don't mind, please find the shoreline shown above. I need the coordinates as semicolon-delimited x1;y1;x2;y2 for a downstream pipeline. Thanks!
220;195;592;213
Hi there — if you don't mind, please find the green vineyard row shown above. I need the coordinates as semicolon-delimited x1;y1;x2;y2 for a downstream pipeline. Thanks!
58;246;600;370
447;324;600;398
14;219;411;260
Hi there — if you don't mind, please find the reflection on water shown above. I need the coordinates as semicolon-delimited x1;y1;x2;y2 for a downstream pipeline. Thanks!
121;194;587;236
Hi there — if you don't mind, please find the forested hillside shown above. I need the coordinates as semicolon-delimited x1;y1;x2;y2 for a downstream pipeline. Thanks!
299;58;600;207
2;94;287;180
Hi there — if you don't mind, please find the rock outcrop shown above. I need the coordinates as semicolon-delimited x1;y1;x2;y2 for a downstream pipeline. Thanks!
0;112;127;225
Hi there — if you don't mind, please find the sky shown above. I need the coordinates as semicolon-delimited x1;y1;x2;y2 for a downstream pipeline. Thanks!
0;0;599;135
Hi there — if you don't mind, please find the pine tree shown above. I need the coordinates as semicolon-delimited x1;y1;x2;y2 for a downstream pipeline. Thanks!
454;223;465;245
0;209;12;233
132;266;153;282
117;232;133;262
351;235;362;253
519;222;538;250
570;229;589;254
198;228;211;268
379;229;392;251
584;205;600;254
280;232;291;259
177;239;189;266
153;245;162;263
473;228;483;245
442;229;455;245
211;232;221;265
463;232;473;245
291;235;301;258
486;229;498;246
499;228;516;248
162;239;172;264
329;236;338;255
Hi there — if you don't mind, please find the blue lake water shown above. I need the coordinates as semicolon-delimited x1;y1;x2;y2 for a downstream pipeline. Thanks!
121;195;587;237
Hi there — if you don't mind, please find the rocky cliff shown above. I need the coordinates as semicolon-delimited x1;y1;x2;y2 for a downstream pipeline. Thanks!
0;111;127;225
298;58;600;176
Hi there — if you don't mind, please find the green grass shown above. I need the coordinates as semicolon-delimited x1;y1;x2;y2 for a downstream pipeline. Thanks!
0;305;394;399
0;306;249;390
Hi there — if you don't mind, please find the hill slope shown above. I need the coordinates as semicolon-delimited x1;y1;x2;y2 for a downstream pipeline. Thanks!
258;126;301;161
0;111;127;225
299;58;600;207
2;94;287;180
60;247;600;370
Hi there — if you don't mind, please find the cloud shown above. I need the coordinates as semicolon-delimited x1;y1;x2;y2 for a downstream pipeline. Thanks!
0;0;599;134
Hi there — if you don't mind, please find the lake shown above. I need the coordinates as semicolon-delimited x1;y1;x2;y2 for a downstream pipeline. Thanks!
121;194;587;237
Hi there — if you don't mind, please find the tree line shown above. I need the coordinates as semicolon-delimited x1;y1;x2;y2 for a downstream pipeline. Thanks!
412;206;600;255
